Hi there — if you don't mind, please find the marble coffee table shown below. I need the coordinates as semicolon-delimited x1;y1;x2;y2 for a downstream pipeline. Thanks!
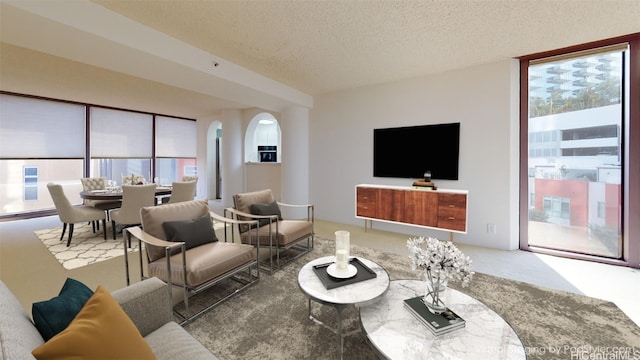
359;279;526;359
297;256;390;360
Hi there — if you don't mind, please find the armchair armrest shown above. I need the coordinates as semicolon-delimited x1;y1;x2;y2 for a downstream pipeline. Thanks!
224;207;278;221
277;202;313;208
209;210;261;244
276;202;314;222
111;277;172;337
126;226;183;250
124;226;184;287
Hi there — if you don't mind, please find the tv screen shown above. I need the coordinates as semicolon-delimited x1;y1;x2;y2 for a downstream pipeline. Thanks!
373;122;460;180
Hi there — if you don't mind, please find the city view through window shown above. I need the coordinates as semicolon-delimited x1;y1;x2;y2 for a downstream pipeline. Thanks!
527;49;623;258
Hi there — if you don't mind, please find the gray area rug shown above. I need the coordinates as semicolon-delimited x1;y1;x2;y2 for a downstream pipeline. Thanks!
184;237;640;360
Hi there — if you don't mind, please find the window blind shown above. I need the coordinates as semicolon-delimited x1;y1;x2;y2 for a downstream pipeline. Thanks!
155;116;197;158
90;107;152;158
0;94;85;158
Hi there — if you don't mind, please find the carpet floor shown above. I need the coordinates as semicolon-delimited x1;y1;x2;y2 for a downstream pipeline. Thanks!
183;237;640;360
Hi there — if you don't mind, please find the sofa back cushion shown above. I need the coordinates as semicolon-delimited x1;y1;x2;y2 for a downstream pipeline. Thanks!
141;200;210;262
0;281;45;360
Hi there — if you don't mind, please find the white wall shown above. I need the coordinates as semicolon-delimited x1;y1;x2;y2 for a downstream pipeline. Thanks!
309;60;520;250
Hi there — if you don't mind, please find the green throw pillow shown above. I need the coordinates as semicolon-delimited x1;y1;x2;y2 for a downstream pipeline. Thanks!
163;214;217;252
250;200;283;227
32;278;94;341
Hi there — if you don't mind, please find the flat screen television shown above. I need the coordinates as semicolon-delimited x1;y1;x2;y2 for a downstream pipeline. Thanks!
373;122;460;180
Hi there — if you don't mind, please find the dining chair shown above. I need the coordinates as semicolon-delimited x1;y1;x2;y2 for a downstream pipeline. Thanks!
46;183;107;246
109;184;157;240
161;181;197;204
80;177;121;220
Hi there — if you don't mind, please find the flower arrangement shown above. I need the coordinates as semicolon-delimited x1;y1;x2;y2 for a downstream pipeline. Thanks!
407;236;474;286
407;236;474;313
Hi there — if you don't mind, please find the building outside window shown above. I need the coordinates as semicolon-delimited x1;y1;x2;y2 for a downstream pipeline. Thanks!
23;166;38;201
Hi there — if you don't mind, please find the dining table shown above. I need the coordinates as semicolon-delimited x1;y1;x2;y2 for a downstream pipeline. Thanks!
80;186;172;201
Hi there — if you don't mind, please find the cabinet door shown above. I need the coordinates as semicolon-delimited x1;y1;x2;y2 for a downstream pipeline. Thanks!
404;191;438;227
437;193;467;231
356;187;378;218
378;189;404;222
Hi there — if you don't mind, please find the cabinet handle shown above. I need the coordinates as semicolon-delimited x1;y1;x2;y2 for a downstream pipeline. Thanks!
448;204;455;208
448;217;455;220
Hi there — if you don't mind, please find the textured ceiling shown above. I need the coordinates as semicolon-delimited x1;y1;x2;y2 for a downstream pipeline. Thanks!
91;0;640;95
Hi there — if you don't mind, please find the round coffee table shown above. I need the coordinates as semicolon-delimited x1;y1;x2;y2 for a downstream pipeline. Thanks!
297;256;390;360
359;279;526;359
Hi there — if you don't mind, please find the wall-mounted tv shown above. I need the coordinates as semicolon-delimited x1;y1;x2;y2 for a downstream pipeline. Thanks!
373;122;460;180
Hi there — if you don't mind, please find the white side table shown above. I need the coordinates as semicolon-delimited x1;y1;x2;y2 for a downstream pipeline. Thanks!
297;256;390;359
359;279;527;359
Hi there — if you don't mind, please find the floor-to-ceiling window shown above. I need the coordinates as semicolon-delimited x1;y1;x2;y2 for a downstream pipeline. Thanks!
520;34;639;268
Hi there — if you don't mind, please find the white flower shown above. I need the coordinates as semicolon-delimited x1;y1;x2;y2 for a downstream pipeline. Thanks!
407;236;474;287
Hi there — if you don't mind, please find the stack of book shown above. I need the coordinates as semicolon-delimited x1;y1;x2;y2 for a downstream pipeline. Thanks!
403;296;465;336
412;180;437;190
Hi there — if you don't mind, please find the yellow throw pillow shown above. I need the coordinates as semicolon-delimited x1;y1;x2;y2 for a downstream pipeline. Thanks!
32;285;156;360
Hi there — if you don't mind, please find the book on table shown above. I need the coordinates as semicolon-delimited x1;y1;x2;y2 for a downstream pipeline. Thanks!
403;296;465;336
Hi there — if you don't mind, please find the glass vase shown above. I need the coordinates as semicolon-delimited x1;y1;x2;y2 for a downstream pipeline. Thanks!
423;269;447;314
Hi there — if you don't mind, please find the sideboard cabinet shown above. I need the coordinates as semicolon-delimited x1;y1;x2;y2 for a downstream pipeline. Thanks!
355;184;468;238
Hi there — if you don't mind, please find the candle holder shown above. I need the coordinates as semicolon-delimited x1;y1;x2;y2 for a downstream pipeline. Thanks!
335;230;350;270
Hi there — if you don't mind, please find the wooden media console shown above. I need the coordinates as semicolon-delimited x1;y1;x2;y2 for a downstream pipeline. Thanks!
355;184;468;240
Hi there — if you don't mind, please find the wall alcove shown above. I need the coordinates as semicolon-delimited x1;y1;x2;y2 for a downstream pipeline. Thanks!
244;112;282;199
244;112;281;163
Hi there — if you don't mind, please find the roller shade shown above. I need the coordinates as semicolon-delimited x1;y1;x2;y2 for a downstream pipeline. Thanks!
155;116;196;158
90;107;152;158
0;94;85;158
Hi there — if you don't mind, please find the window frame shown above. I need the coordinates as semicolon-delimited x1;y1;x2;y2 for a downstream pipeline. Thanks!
519;33;640;268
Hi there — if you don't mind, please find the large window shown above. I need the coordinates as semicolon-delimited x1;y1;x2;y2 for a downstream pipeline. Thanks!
520;34;639;268
0;94;86;215
0;93;197;217
154;116;197;185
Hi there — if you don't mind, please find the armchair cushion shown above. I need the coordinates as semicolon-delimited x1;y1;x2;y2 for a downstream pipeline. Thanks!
31;286;155;360
148;242;256;288
163;214;218;251
250;200;282;227
32;278;93;341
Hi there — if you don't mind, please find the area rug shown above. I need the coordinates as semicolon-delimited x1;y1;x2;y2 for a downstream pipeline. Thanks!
34;223;134;270
184;237;640;360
